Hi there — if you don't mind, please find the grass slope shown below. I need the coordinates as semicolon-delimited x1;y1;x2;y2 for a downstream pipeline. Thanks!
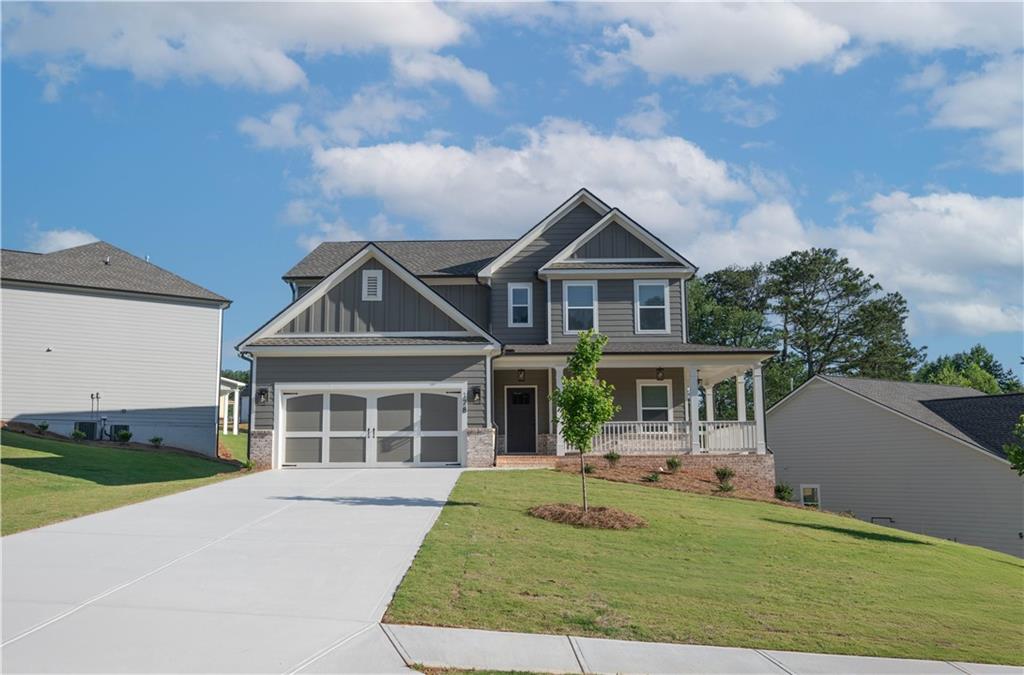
387;470;1024;665
1;431;240;535
219;431;249;463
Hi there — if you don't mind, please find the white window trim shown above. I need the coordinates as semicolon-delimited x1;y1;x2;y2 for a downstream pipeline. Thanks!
636;379;673;423
507;282;533;328
800;484;821;508
634;279;671;335
563;280;598;335
362;269;383;302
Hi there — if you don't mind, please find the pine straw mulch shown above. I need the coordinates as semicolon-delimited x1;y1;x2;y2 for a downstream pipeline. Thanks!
528;502;648;529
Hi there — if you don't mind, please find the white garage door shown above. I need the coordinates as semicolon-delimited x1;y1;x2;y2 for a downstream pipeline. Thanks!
279;386;464;468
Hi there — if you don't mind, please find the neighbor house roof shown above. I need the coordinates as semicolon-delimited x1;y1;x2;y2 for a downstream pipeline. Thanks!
1;242;229;304
284;240;516;279
816;376;1021;460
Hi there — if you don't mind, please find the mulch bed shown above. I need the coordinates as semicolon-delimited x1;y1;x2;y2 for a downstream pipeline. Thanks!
528;503;648;529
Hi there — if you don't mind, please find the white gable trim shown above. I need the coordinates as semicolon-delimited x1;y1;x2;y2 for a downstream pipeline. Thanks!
541;208;696;271
477;188;610;278
767;376;1011;466
238;244;500;349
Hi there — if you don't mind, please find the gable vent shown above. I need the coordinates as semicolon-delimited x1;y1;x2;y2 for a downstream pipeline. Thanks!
362;269;383;301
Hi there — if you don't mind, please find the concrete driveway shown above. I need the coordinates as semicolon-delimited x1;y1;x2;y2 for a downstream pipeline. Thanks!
1;468;462;673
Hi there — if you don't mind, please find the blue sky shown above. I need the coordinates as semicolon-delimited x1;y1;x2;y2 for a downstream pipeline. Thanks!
3;3;1022;373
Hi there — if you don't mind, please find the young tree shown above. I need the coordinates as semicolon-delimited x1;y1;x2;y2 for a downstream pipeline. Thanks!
1003;414;1024;476
551;330;620;512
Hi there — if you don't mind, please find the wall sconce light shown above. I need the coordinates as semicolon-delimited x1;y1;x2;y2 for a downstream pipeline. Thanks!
256;388;269;405
517;369;526;383
470;386;482;404
656;367;665;381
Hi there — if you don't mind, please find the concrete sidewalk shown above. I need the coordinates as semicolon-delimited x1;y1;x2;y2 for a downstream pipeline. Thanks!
382;624;1021;675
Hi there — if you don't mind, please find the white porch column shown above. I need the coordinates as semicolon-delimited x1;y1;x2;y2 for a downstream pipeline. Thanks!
232;388;240;435
554;365;566;455
752;365;767;454
221;393;228;434
688;367;700;453
736;374;747;422
706;383;715;422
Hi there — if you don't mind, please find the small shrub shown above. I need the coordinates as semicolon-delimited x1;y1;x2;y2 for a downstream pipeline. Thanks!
149;436;163;448
715;465;736;493
774;483;793;501
37;421;49;433
242;459;254;470
641;471;661;483
71;429;87;442
666;456;682;473
583;462;596;474
116;430;133;444
603;451;621;467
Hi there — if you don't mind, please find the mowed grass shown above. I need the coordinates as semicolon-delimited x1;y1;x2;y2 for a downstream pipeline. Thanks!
387;470;1024;665
219;430;249;462
1;430;241;535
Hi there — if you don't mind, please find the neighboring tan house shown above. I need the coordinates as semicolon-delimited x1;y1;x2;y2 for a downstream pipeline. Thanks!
238;188;776;473
1;241;230;455
769;375;1024;557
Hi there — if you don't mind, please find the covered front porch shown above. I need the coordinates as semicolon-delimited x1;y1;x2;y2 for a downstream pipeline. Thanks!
491;349;772;457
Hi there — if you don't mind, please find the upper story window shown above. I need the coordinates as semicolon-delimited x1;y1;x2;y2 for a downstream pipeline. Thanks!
635;280;670;334
564;280;598;334
508;282;533;328
362;269;383;301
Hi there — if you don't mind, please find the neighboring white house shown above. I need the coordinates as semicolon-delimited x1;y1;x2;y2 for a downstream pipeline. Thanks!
1;241;230;456
769;375;1024;557
219;376;245;435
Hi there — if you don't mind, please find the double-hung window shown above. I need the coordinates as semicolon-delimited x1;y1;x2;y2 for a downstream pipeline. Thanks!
564;281;598;334
508;283;533;327
637;381;672;422
634;280;669;333
800;485;821;508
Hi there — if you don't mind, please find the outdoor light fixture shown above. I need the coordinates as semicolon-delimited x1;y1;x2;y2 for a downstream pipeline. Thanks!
256;387;269;405
656;368;665;381
470;386;482;404
517;369;526;382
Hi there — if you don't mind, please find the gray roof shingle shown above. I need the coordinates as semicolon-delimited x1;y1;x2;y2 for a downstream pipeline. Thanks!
249;335;489;347
819;376;1022;459
1;242;228;304
284;240;516;279
503;342;776;355
544;261;688;270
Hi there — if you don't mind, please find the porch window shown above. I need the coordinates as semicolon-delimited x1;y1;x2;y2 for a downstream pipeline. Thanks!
508;282;533;327
564;281;598;333
637;382;672;422
634;280;669;333
800;485;820;508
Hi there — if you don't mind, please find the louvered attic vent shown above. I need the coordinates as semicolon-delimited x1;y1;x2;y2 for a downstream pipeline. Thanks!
362;269;383;301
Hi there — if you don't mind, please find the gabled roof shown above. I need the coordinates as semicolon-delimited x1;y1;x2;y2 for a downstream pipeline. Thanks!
541;207;696;273
1;242;229;304
284;239;515;280
239;243;500;351
770;375;1019;461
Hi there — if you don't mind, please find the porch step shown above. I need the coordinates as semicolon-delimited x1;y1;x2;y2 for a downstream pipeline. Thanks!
495;454;559;468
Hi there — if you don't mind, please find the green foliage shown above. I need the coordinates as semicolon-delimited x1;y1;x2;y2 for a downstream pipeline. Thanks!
36;422;49;433
666;456;682;473
774;483;794;501
116;430;133;444
603;451;621;466
583;463;596;474
641;472;661;483
220;368;250;384
1003;415;1024;477
149;436;163;448
715;466;736;483
71;429;86;442
917;344;1020;394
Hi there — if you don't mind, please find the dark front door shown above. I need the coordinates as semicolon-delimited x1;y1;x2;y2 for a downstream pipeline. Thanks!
506;387;537;454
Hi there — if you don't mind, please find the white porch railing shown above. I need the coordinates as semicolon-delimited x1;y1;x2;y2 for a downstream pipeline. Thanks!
592;421;689;454
699;421;758;453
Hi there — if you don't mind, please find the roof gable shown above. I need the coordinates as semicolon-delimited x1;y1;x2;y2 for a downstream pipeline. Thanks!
569;222;662;259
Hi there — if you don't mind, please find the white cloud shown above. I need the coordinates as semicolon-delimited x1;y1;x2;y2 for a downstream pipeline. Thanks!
690;201;813;271
280;198;318;226
4;3;467;93
615;94;669;137
38;62;79;102
900;62;947;92
237;104;318;149
703;81;777;128
297;219;364;252
26;226;99;253
391;51;497;106
325;86;425;146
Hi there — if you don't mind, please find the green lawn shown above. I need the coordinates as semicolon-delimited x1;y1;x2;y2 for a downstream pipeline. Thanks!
219;430;249;462
387;470;1024;666
1;430;241;535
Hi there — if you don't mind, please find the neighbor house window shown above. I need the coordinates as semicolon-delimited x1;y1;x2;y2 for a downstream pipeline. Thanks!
637;381;672;422
564;281;598;333
508;282;533;327
362;269;383;301
800;485;820;508
635;280;669;333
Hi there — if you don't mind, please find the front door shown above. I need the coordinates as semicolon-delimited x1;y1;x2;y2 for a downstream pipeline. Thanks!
506;387;537;453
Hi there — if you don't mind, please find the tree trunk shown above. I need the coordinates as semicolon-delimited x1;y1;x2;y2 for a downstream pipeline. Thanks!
579;452;589;512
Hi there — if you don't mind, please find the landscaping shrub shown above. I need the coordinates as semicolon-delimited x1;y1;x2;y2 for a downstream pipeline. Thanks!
71;429;86;442
666;456;682;473
583;462;596;474
116;430;133;444
774;483;793;501
715;466;736;493
37;422;49;433
641;471;661;483
603;451;621;467
149;436;163;448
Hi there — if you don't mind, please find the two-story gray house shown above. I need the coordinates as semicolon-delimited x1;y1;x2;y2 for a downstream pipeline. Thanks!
238;189;775;469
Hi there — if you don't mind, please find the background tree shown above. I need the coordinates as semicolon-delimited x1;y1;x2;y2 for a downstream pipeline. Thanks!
918;362;1001;394
917;344;1022;393
221;368;250;383
551;330;620;512
1003;415;1024;476
845;293;924;379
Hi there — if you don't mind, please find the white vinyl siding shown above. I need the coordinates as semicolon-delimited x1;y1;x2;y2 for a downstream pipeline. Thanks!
634;280;670;334
563;280;598;334
507;282;533;328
